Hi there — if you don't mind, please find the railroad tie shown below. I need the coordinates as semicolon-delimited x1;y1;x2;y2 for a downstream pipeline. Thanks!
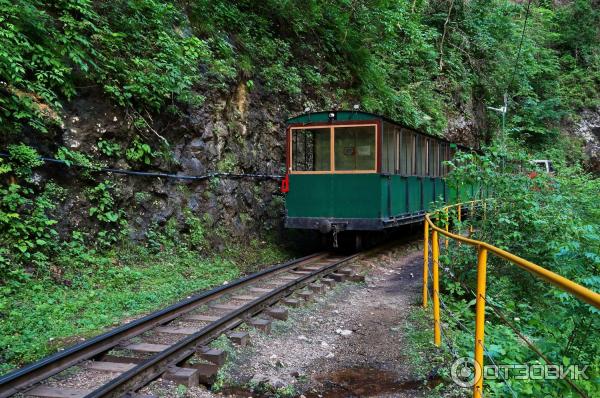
184;314;220;322
248;318;272;333
186;362;221;384
300;265;322;271
227;331;250;346
297;290;313;301
24;386;93;398
231;294;259;301
124;343;171;353
308;283;326;294
163;366;200;387
265;306;288;320
329;272;347;282
289;270;312;275
281;297;301;307
249;287;272;294
85;361;136;373
210;303;240;311
321;277;336;287
198;347;227;365
155;326;200;335
279;275;299;281
95;354;145;364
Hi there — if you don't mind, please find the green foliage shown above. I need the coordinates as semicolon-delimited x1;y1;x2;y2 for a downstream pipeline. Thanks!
0;243;241;375
97;139;122;157
0;182;61;275
56;147;99;172
0;0;210;135
87;181;126;245
7;144;42;177
125;136;154;165
436;147;600;397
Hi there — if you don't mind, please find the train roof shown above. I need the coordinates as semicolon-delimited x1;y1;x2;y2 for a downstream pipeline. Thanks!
286;110;466;148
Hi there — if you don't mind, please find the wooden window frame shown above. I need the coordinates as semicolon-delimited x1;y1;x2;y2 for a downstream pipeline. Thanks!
288;121;380;174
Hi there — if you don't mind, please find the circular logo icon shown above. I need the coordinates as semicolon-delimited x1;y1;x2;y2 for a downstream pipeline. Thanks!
451;357;482;388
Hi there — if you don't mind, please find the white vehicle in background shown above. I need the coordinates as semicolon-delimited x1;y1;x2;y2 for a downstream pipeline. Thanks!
531;159;554;174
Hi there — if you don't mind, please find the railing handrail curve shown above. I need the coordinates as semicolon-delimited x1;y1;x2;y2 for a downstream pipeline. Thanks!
425;200;600;309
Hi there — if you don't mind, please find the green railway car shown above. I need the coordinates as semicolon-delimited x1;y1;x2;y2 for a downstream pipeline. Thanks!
282;110;479;241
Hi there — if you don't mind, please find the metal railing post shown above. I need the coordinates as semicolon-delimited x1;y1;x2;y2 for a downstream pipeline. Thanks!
423;220;429;308
444;208;449;250
473;246;488;398
470;201;474;234
432;229;441;346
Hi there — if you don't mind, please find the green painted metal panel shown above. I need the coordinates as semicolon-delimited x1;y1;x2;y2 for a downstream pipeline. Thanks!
434;179;445;205
287;111;381;124
407;177;421;212
287;173;465;223
391;176;408;215
287;174;381;218
423;178;434;210
332;174;382;218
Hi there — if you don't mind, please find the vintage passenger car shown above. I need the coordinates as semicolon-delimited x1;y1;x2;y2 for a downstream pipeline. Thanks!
282;110;479;245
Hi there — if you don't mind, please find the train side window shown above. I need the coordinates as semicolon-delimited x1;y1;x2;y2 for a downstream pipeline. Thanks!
440;143;447;176
429;140;439;177
291;127;331;172
334;125;377;171
382;122;396;173
399;129;413;176
415;135;426;176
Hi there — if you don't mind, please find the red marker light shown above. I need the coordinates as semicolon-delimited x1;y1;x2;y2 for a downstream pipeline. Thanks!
280;174;289;193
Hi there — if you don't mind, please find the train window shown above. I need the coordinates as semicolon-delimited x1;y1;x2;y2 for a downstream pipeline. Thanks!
415;135;426;176
291;127;331;172
428;140;439;177
382;122;397;173
334;125;376;171
399;129;414;175
440;143;447;176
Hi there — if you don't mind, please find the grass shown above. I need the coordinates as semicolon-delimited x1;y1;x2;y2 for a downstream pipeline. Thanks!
0;238;291;376
403;307;462;397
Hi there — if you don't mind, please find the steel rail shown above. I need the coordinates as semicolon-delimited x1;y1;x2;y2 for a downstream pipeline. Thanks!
0;252;326;397
84;252;360;398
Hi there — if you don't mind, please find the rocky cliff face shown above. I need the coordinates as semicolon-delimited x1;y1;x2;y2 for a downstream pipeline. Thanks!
567;107;600;172
38;81;311;244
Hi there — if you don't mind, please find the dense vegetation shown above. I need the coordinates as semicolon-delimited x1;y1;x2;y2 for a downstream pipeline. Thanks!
423;146;600;397
0;0;599;392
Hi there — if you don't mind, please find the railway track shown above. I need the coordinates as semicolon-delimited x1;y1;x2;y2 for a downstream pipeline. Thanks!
0;251;367;398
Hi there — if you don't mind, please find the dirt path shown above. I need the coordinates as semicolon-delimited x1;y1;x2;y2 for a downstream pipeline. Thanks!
143;242;429;397
221;243;427;397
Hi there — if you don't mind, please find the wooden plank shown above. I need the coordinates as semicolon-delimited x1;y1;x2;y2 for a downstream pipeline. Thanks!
85;361;136;373
231;295;259;301
124;343;170;353
184;314;220;322
155;326;200;335
249;287;271;293
26;386;93;398
289;270;312;275
300;266;322;271
210;303;240;311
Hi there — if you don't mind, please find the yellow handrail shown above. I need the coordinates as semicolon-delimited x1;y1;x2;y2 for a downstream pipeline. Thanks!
422;199;600;398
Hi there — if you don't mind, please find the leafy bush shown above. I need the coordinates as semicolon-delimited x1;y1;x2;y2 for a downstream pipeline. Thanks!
435;148;600;397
